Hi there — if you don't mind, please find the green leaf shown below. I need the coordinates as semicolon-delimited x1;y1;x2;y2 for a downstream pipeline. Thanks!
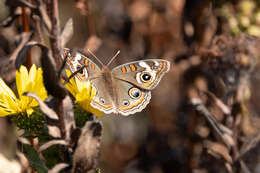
20;131;36;139
42;145;63;168
12;109;46;134
22;144;48;173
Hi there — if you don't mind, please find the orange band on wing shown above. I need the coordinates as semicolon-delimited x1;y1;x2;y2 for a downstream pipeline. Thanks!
144;82;152;87
129;64;136;71
84;60;89;67
121;66;127;73
117;92;145;110
91;63;95;70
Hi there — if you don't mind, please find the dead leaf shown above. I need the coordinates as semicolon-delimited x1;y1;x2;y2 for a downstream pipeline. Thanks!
61;18;73;48
83;35;102;54
205;91;231;115
129;0;151;21
72;121;102;173
240;104;256;136
10;32;32;65
37;0;52;32
196;126;210;138
191;98;234;148
204;140;232;163
224;162;232;173
239;160;252;173
0;9;21;27
6;0;36;9
23;92;58;120
39;140;68;153
75;0;89;16
62;96;75;141
239;132;260;160
48;163;69;173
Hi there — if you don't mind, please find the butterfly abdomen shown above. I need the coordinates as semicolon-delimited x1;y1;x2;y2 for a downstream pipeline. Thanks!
101;68;118;105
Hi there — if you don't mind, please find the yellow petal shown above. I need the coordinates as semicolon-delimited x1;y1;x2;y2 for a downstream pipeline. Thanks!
0;95;19;116
64;69;102;116
65;70;76;86
0;78;17;100
28;64;37;83
16;71;22;96
0;65;48;116
26;108;34;115
16;65;29;96
32;68;47;101
0;78;20;116
64;70;78;97
0;108;12;117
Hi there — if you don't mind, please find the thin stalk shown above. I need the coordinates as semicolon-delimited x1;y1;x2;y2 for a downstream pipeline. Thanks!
21;7;32;68
48;0;61;68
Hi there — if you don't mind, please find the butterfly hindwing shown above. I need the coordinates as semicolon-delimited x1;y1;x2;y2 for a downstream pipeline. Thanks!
89;77;115;114
112;79;151;116
90;77;151;116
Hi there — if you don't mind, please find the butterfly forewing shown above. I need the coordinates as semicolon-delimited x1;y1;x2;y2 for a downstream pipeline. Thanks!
112;59;170;90
62;48;101;81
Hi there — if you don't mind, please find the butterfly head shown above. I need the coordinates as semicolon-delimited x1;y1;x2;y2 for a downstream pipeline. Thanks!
87;49;120;69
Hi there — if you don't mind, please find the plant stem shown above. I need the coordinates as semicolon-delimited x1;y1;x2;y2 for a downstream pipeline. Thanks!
21;7;32;68
48;0;61;68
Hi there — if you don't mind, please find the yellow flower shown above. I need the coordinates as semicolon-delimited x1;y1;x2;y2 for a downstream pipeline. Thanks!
64;70;102;116
0;65;48;116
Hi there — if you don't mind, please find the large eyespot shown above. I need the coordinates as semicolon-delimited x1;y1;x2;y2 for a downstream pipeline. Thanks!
122;100;130;106
141;72;152;82
129;88;141;99
100;98;105;104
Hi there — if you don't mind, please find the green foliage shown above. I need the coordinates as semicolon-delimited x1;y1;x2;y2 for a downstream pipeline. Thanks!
11;108;46;135
221;0;260;37
22;144;48;173
74;103;93;128
41;145;64;168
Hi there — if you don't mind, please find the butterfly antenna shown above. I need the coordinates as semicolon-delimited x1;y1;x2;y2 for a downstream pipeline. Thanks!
87;49;105;67
107;50;120;67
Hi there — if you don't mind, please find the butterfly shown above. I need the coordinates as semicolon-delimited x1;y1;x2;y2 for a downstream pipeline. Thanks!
62;48;170;116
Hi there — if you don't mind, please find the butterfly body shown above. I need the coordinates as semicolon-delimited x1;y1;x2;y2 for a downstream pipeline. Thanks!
62;48;170;116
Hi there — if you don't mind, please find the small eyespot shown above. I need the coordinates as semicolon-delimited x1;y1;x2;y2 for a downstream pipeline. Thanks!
122;100;130;106
129;88;141;99
152;65;159;70
100;98;105;104
141;73;152;82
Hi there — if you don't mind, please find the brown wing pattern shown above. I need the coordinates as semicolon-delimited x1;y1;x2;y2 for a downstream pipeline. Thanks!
62;48;101;81
90;77;151;116
112;59;170;90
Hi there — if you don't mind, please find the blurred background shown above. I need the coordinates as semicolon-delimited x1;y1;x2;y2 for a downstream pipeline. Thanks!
1;0;260;172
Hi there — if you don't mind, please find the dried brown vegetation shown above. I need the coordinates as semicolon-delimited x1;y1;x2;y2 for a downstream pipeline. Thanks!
0;0;260;173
